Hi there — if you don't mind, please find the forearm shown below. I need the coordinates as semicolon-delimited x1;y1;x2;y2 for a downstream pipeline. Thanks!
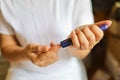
1;45;27;62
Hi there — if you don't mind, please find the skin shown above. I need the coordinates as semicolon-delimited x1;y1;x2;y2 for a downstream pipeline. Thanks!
69;20;112;59
0;20;112;67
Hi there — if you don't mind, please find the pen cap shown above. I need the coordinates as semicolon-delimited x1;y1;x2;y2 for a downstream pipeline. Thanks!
60;38;73;48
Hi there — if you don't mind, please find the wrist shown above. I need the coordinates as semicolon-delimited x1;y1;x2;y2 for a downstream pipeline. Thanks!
68;47;91;59
20;47;28;59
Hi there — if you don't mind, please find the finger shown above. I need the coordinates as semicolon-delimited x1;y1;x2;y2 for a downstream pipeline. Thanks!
90;25;104;42
70;30;80;48
76;29;89;50
50;42;60;48
49;42;61;52
82;27;96;48
50;42;55;47
37;46;49;53
95;20;112;27
28;44;39;52
28;44;49;53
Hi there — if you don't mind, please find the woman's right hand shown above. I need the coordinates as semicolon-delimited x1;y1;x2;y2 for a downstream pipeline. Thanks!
25;42;61;67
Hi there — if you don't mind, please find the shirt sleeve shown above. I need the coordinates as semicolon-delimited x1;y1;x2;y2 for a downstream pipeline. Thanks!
0;10;14;35
72;0;94;28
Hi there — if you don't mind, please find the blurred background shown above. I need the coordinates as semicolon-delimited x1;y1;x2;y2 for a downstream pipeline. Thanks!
85;0;120;80
0;0;120;80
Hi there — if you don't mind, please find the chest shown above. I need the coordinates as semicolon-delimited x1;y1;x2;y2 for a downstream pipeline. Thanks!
1;0;74;45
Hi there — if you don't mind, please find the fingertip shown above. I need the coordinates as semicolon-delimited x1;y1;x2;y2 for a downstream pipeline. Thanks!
50;42;55;47
49;44;61;52
106;20;112;27
72;30;76;35
50;42;61;49
56;44;61;49
102;20;112;27
53;44;61;50
54;46;61;52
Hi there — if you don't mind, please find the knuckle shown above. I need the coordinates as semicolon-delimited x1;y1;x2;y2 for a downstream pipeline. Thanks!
91;24;97;29
82;26;88;31
96;31;104;40
88;35;95;42
80;41;89;49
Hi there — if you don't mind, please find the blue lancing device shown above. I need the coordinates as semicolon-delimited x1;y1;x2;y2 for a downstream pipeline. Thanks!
60;25;108;48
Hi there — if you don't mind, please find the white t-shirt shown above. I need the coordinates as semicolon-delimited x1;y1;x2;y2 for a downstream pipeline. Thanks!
0;0;94;80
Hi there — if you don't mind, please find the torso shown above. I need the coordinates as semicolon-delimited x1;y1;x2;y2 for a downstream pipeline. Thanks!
0;0;89;80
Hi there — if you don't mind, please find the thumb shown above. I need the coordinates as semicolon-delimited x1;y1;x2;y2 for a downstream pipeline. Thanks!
95;20;112;27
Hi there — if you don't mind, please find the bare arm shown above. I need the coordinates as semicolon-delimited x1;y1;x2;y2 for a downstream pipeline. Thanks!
0;34;61;67
0;34;27;61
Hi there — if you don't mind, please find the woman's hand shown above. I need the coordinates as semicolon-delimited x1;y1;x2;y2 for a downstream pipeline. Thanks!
69;20;112;59
25;42;61;67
